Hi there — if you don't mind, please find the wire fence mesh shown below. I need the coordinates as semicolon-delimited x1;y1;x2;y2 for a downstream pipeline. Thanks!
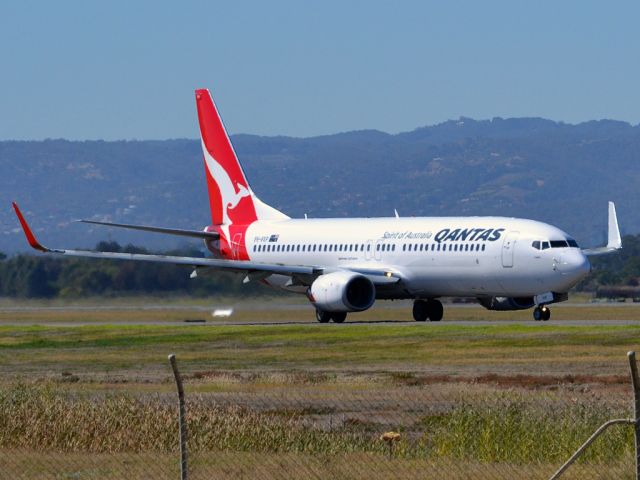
0;362;637;479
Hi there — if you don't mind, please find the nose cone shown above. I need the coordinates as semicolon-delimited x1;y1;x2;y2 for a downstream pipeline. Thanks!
558;250;591;280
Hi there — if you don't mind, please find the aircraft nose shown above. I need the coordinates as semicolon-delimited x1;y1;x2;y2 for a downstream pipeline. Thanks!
559;250;591;278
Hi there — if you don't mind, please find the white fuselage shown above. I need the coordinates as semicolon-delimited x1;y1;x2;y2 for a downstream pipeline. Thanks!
242;216;591;299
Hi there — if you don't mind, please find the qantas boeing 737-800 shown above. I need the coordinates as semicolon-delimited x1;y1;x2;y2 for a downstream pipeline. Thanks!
13;89;622;322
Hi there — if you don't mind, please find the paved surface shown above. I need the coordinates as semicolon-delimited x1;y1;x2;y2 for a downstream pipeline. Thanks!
0;319;639;327
1;302;638;327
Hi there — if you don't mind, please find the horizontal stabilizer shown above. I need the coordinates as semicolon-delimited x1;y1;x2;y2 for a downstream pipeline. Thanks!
78;219;219;240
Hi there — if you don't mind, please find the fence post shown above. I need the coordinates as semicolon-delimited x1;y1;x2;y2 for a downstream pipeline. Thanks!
628;351;640;480
169;354;188;480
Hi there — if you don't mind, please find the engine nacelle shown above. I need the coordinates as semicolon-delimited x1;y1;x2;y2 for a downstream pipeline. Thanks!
309;271;376;312
478;296;535;311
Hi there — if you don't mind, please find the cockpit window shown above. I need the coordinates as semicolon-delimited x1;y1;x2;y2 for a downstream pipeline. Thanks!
532;241;540;250
550;240;569;248
541;241;550;250
567;238;579;248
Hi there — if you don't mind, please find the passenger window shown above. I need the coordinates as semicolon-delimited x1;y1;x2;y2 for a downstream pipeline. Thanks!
482;244;486;251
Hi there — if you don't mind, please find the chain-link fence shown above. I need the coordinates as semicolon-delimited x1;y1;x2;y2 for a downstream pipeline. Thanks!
1;355;638;479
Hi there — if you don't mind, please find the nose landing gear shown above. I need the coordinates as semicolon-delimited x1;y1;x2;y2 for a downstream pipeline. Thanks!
533;305;551;321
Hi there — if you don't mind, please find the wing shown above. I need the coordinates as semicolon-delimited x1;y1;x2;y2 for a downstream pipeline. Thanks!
12;202;402;286
13;202;316;277
582;201;622;256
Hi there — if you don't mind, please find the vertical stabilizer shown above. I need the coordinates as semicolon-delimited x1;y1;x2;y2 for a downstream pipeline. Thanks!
195;89;288;225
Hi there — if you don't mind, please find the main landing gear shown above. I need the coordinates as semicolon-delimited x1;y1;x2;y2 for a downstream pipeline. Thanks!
315;308;347;323
533;305;551;321
412;299;444;322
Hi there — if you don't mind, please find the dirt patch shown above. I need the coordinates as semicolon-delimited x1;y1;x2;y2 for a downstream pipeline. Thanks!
391;372;629;389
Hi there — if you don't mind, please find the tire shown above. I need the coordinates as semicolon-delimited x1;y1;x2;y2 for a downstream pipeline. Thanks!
426;299;444;322
316;308;332;323
541;307;551;321
331;312;347;323
533;307;542;321
413;300;428;322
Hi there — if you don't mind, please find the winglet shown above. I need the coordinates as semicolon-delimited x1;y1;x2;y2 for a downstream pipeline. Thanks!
12;202;49;252
607;201;621;250
582;201;622;256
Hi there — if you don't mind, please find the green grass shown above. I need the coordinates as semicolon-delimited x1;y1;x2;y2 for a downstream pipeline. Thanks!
1;323;640;383
1;303;639;478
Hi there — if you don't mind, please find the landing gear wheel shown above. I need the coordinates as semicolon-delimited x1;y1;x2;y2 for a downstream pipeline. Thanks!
413;300;428;322
413;299;444;322
533;307;542;321
541;306;551;321
331;312;347;323
426;299;444;322
316;308;332;323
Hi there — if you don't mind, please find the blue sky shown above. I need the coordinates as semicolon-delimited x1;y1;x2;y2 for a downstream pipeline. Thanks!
1;1;638;140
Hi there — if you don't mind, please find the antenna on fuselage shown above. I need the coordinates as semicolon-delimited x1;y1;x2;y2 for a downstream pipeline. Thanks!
394;209;400;219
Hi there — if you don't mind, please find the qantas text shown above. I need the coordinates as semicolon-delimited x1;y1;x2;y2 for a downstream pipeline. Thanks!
434;228;505;243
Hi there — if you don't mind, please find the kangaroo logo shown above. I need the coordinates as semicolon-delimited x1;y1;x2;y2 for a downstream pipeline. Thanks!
202;139;252;225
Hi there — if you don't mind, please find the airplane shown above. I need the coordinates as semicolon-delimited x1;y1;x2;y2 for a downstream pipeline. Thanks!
12;88;622;323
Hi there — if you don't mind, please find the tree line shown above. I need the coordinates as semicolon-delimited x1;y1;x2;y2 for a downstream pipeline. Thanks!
0;242;270;298
0;236;638;299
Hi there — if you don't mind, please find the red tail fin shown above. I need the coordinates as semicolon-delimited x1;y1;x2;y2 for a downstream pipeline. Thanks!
195;89;257;226
195;89;289;226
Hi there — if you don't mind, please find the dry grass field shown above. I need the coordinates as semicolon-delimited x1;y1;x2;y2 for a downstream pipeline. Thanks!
0;298;639;478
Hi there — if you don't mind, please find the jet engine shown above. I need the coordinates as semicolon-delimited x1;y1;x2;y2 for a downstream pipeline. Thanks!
477;296;535;311
309;271;376;312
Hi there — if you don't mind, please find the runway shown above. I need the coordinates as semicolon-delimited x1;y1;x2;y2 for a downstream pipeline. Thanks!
0;302;638;327
0;318;639;328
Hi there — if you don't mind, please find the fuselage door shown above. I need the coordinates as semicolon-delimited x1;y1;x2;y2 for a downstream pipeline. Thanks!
502;231;519;268
365;240;374;261
231;233;243;260
374;239;383;261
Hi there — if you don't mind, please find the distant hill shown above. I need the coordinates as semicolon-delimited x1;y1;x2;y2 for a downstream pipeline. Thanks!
2;117;640;253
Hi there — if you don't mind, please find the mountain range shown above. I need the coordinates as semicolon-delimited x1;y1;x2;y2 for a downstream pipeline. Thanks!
2;117;639;254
